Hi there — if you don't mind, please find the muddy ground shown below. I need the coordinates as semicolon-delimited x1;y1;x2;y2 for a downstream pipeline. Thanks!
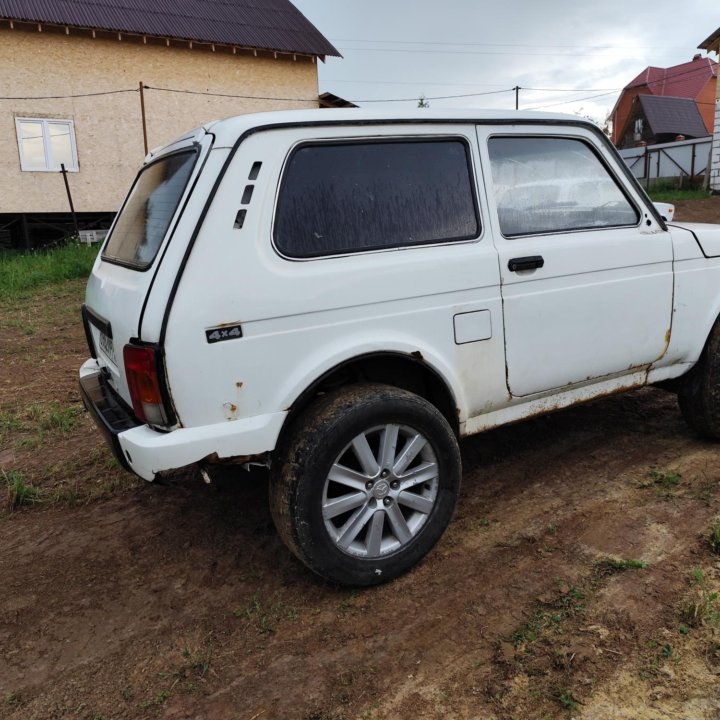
2;197;720;720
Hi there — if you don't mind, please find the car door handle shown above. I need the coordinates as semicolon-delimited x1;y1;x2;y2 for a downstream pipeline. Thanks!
508;255;545;272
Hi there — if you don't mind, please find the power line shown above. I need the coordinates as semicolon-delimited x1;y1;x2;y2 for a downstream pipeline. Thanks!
146;83;517;104
0;88;137;100
525;90;621;111
354;88;515;103
330;37;688;51
2;83;507;105
336;45;648;58
1;61;713;108
143;85;317;102
523;86;619;92
325;78;619;91
523;63;717;110
324;78;515;88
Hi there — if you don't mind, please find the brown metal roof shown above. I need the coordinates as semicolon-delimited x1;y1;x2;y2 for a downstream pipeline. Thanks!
637;95;710;139
0;0;341;57
318;91;358;109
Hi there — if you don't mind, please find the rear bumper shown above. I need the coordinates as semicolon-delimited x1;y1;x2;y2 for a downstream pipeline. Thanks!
78;361;139;473
79;359;287;481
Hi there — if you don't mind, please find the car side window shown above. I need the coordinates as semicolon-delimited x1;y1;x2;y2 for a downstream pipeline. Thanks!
487;136;639;237
274;139;479;258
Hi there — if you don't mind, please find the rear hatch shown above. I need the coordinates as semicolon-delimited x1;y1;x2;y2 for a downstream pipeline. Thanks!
83;127;214;414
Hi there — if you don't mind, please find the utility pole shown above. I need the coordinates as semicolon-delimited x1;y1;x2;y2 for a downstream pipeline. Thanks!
60;163;80;240
514;86;520;110
139;81;149;155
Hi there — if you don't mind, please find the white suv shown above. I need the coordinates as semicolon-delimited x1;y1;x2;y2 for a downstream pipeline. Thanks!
80;108;720;585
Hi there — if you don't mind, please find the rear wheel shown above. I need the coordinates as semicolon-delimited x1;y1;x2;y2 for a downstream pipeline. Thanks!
269;383;461;586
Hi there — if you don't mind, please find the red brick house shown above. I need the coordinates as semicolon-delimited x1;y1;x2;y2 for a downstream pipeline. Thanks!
610;54;717;148
699;26;720;192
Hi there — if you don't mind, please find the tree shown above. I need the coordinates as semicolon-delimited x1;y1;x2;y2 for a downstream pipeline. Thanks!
418;95;430;108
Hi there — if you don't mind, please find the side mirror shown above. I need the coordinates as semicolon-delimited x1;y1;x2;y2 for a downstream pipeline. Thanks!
653;202;675;222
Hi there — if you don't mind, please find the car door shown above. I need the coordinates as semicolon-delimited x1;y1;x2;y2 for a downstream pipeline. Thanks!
476;125;674;398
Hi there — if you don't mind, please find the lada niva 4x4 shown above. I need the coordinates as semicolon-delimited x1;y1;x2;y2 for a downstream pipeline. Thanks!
80;109;720;585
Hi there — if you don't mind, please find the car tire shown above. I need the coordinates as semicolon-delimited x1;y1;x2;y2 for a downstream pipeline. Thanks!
269;383;461;586
678;320;720;439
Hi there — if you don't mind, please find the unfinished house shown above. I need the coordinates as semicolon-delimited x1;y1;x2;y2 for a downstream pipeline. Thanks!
0;0;340;248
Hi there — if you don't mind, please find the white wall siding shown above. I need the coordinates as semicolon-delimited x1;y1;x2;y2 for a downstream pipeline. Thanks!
712;102;720;192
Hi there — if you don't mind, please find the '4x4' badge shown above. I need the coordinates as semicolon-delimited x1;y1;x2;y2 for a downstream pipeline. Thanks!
205;324;243;344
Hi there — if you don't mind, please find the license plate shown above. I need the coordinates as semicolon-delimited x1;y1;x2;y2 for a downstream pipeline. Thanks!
98;331;117;365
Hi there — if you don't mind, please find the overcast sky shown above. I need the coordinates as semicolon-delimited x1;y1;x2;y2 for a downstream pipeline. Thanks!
294;0;717;125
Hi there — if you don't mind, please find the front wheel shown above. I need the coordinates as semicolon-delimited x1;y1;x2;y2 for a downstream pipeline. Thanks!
269;384;461;586
678;320;720;439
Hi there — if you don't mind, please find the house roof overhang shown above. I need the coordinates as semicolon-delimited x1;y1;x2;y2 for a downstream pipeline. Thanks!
0;0;341;59
699;27;720;54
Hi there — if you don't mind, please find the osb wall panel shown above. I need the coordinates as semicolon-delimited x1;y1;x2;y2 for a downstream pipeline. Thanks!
0;27;319;213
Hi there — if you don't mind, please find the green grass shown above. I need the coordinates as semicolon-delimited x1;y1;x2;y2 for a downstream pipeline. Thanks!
0;243;98;300
37;402;80;433
4;469;41;509
647;184;710;203
646;470;681;487
709;520;720;556
510;585;586;647
0;409;22;445
641;469;681;501
597;557;648;575
680;568;720;628
1;401;82;452
235;593;274;634
557;689;579;711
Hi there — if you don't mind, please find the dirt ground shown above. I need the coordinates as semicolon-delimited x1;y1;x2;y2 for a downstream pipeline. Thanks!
2;196;720;720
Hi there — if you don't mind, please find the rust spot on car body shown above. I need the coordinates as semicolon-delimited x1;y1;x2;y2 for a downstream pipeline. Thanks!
410;351;424;361
661;328;672;356
236;381;244;389
223;401;239;420
467;372;651;436
202;452;268;465
214;320;243;328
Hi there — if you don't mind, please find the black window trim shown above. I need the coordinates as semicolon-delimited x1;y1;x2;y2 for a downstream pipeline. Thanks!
100;145;201;272
486;132;643;240
271;134;483;261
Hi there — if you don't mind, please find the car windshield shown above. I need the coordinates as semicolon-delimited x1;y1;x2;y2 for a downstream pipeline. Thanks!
102;150;197;270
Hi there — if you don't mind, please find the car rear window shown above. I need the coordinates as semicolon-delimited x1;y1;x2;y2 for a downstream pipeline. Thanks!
274;139;479;258
102;150;197;270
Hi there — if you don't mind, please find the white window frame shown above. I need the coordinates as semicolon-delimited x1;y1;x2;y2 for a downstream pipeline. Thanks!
15;117;79;172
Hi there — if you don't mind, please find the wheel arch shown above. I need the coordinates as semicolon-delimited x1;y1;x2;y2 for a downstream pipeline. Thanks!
671;306;720;385
280;351;462;443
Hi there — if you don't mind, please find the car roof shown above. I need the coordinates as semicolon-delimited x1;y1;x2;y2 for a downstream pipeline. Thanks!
200;107;588;148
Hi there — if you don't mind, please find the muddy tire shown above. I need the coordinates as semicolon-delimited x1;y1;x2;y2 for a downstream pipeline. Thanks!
269;383;461;586
678;321;720;439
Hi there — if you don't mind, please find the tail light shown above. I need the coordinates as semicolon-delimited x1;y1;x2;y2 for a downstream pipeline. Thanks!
123;344;169;426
